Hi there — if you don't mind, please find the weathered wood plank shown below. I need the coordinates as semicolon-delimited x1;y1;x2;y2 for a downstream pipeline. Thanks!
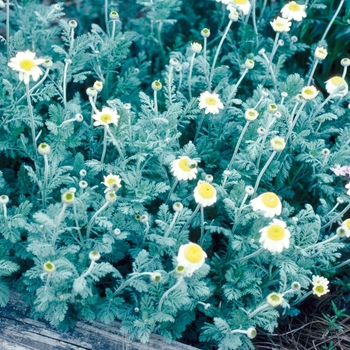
0;293;199;350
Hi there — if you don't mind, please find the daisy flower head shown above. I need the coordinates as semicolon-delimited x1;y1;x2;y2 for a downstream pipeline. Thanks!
251;192;282;218
346;182;350;196
266;292;284;307
198;91;224;115
177;242;207;276
227;0;251;15
325;76;349;97
270;16;292;32
245;108;259;121
259;219;291;253
340;219;350;237
102;173;122;193
280;1;306;22
8;50;45;85
270;136;286;152
194;180;217;207
312;275;330;297
92;107;120;127
170;156;198;181
315;47;328;61
191;42;202;54
301;85;319;100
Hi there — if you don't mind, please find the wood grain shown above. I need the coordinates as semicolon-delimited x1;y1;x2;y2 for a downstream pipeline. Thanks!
0;293;199;350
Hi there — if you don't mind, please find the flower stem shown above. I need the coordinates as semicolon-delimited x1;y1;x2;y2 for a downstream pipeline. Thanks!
101;125;108;163
180;203;201;234
105;0;110;36
233;247;264;264
231;192;250;235
25;83;38;159
6;0;10;61
253;150;277;194
111;20;116;39
284;101;307;147
62;59;71;107
113;272;153;297
194;111;205;142
252;0;259;47
86;201;110;239
2;203;7;221
199;205;205;246
307;59;319;85
164;211;180;238
158;276;184;312
154;89;159;118
256;116;275;170
42;154;49;208
73;202;84;246
81;260;96;278
52;203;67;247
227;121;250;170
167;66;174;104
320;0;345;42
248;303;269;319
166;179;179;204
106;127;125;161
322;202;350;230
209;20;233;89
226;68;249;103
188;52;196;100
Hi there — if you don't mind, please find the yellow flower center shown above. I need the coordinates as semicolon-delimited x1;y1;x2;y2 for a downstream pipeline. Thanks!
178;158;192;172
205;97;217;106
100;113;112;123
288;3;300;11
233;0;248;4
315;285;324;294
198;183;215;199
270;293;280;301
267;224;285;241
20;59;35;71
107;178;116;185
184;244;204;263
345;219;350;229
261;192;279;208
276;22;284;27
304;89;314;95
331;76;346;86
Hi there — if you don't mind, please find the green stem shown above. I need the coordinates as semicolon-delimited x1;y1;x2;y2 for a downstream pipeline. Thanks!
62;59;70;107
106;127;125;161
199;205;205;246
111;20;116;39
25;83;38;159
320;0;345;42
52;203;67;247
322;202;350;230
227;121;250;170
167;66;174;104
188;52;196;100
233;247;264;264
194;111;205;142
105;0;110;36
73;202;84;246
166;178;179;204
209;20;233;89
42;154;49;208
158;276;184;312
307;59;319;85
253;150;277;194
164;211;180;238
154;89;159;118
6;0;10;61
113;272;153;297
248;303;269;319
101;125;108;163
86;201;110;239
180;204;201;234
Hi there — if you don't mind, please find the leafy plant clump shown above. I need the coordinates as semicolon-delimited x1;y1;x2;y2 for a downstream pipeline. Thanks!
0;0;350;349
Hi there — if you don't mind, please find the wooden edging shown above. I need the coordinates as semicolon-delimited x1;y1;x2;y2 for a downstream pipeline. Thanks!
0;292;200;350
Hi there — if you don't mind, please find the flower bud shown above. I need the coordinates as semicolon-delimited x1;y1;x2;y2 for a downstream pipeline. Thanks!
315;47;328;60
38;143;51;155
245;108;259;121
257;127;265;135
86;87;98;97
245;59;255;69
270;136;286;152
79;169;87;177
68;20;78;28
114;228;121;235
79;180;88;189
89;251;101;261
75;113;83;122
0;195;9;204
201;28;211;38
42;59;53;68
291;281;301;291
190;42;202;54
152;80;162;91
43;261;56;274
123;103;131;110
245;186;254;195
176;265;186;275
105;192;117;203
291;36;298;42
93;81;103;92
62;191;75;204
341;58;350;67
205;174;213;183
173;202;183;212
267;103;278;114
151;272;162;282
229;9;239;21
247;327;257;339
109;11;119;20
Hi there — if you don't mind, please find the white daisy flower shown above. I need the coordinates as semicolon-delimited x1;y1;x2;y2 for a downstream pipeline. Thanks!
259;219;290;253
92;107;120;127
170;156;198;181
8;50;45;85
266;292;284;307
346;183;350;196
102;173;122;193
177;242;207;275
301;85;319;100
340;219;350;237
245;108;259;121
270;16;292;32
251;192;282;218
193;180;217;207
325;76;349;97
280;1;307;22
198;91;224;115
227;0;251;15
312;275;330;297
191;42;202;54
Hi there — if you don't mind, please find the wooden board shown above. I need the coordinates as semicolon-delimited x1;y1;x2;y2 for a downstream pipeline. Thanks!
0;293;199;350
